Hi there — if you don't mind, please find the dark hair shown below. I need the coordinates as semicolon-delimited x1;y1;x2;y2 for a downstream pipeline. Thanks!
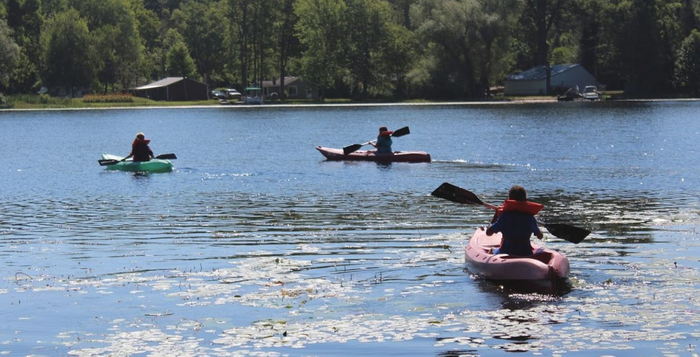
379;126;388;132
508;185;527;201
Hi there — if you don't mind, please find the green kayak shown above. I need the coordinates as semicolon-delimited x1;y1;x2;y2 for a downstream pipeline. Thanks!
100;154;173;173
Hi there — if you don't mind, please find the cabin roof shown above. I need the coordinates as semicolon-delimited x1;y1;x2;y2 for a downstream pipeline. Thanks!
506;64;580;81
133;77;185;90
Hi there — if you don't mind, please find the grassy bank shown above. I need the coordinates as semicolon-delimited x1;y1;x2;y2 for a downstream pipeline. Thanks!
3;94;217;109
1;94;530;110
2;92;694;110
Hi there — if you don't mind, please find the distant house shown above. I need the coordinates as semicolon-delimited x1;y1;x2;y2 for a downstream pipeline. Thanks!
504;64;598;96
131;77;208;101
261;76;318;100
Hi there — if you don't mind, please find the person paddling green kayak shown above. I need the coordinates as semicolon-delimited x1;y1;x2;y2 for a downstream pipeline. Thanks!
123;132;154;162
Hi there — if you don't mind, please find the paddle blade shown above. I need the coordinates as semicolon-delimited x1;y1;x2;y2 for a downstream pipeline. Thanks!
542;223;590;244
156;153;177;160
391;126;410;137
431;182;485;205
98;159;119;166
343;144;363;155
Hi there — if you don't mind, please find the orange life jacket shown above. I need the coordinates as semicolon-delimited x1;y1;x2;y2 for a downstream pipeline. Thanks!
497;199;543;215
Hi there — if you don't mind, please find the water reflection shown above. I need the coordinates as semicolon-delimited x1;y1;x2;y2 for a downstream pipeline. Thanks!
0;102;699;355
475;278;573;301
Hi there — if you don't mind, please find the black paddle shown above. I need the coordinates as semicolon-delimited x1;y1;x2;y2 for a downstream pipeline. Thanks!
431;182;590;244
98;153;178;166
342;126;411;155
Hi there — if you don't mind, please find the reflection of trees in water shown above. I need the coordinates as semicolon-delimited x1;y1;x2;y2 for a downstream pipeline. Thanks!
532;191;680;244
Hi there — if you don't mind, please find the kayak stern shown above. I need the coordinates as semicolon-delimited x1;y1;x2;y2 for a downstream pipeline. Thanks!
465;228;569;280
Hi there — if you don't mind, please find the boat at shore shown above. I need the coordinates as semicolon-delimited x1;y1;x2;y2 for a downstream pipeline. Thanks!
100;154;173;173
465;228;569;280
315;146;431;163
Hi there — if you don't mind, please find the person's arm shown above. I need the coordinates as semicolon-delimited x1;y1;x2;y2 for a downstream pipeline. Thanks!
530;217;543;239
486;218;502;236
121;144;135;161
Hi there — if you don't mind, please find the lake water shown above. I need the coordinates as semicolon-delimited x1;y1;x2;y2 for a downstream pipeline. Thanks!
0;101;698;356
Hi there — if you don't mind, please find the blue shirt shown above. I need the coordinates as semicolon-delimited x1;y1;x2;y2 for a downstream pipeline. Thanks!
375;135;392;153
489;211;541;256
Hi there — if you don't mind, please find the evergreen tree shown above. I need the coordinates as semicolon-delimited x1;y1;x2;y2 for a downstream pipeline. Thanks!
165;33;196;78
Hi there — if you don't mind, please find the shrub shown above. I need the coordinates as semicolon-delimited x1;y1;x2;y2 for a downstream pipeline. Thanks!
82;94;135;103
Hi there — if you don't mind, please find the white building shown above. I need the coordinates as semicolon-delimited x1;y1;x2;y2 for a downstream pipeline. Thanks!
504;64;598;96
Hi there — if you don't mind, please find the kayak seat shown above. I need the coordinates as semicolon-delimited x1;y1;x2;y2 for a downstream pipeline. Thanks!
497;252;552;263
531;252;552;264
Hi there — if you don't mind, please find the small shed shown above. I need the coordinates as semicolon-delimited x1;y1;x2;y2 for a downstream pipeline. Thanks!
131;77;208;101
262;76;318;100
504;64;598;96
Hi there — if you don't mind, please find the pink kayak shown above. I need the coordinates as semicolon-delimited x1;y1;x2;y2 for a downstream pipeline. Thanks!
465;228;569;280
315;146;431;163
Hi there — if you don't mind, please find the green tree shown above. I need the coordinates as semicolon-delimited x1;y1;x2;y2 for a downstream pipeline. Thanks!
70;0;144;92
126;0;162;82
618;0;674;96
128;0;160;49
0;18;20;90
40;9;97;96
377;22;416;98
6;0;43;93
675;29;700;95
275;0;300;99
224;0;253;87
344;0;397;97
172;0;227;84
412;0;517;98
165;30;196;78
516;0;568;94
295;0;348;98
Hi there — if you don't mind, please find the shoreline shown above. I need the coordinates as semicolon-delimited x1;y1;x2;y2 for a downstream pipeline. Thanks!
1;97;698;112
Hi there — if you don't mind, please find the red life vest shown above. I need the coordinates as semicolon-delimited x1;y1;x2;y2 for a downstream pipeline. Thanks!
132;138;151;146
497;200;543;215
131;138;153;162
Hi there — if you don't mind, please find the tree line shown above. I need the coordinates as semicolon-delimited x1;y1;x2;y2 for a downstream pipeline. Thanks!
0;0;698;100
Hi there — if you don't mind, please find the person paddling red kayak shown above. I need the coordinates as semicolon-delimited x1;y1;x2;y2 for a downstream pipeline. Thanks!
370;126;393;153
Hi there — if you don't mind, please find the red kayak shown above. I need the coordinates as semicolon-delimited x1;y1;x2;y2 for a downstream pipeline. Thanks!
465;228;569;280
315;146;431;163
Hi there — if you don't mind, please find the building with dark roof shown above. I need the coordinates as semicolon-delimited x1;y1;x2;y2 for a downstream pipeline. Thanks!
131;77;208;101
504;64;598;96
261;76;318;100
